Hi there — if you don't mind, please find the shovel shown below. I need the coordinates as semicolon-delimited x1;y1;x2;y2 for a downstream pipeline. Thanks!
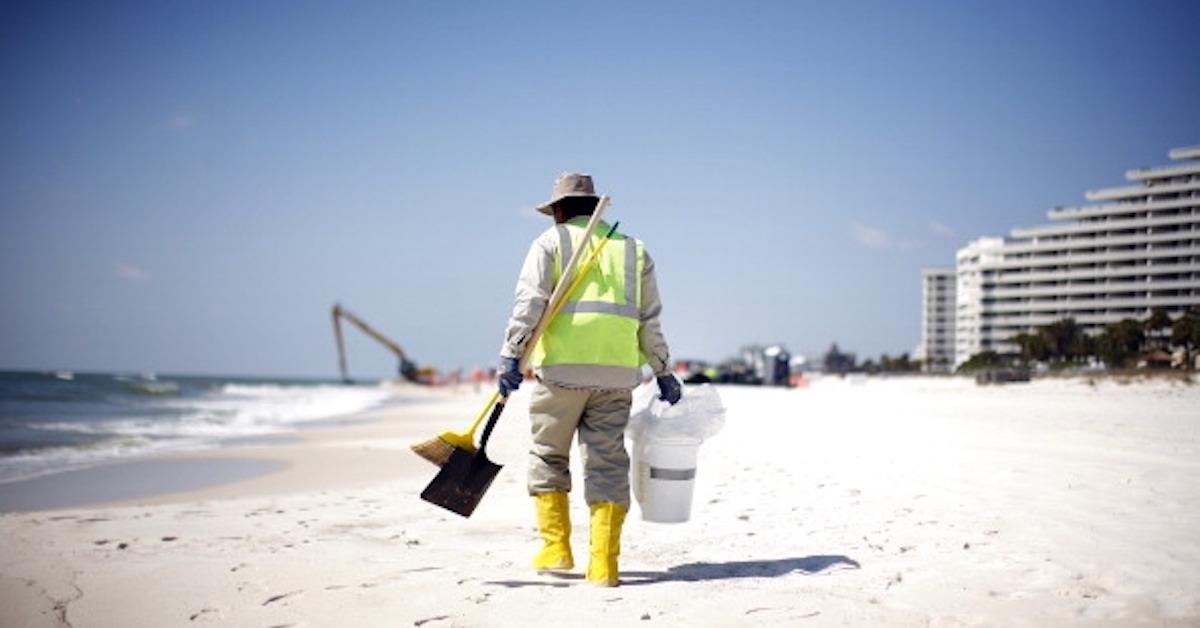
419;398;507;517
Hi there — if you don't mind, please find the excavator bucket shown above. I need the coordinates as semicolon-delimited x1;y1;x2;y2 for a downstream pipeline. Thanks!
399;357;419;383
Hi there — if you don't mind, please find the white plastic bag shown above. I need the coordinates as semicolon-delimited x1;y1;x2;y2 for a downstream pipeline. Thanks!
626;378;726;442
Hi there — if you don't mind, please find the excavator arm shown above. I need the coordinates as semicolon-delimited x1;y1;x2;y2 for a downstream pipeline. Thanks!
332;303;420;383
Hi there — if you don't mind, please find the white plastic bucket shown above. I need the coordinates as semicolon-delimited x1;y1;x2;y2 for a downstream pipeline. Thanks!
630;436;701;523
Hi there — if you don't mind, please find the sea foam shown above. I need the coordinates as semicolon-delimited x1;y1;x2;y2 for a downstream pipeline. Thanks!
0;379;398;485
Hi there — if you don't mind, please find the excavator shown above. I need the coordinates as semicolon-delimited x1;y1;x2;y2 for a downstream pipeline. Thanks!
331;303;427;384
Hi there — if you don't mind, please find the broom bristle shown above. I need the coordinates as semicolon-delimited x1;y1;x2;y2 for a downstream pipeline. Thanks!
411;436;455;467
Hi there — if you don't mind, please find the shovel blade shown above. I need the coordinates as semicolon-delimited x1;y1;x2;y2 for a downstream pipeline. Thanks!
420;446;503;517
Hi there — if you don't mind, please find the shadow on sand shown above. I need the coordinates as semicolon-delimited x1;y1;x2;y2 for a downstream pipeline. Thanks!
485;572;582;589
622;555;861;585
485;555;860;588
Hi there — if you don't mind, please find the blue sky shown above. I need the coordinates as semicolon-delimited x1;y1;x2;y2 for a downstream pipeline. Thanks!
2;1;1198;378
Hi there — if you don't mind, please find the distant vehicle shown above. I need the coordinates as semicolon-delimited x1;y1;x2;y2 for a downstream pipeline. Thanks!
330;303;425;384
676;357;762;385
674;359;716;384
759;345;791;386
673;344;792;387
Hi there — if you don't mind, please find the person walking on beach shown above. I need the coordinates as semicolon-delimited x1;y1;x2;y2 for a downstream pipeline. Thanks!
497;172;681;587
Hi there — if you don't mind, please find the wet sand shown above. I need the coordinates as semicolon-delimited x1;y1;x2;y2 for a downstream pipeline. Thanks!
0;458;287;513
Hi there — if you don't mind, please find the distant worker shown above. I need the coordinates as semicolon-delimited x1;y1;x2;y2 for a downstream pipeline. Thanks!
497;172;680;587
470;366;484;393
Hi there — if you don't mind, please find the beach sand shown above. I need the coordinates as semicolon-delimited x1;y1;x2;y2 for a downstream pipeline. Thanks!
2;377;1198;627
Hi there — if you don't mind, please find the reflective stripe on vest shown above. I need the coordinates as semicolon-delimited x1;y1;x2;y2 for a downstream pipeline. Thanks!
531;218;644;370
557;301;639;318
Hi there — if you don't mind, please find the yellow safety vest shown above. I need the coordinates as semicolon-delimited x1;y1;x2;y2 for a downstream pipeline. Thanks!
530;217;645;372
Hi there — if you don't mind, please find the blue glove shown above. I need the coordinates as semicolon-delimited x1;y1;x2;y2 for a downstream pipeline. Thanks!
656;374;682;405
498;357;523;397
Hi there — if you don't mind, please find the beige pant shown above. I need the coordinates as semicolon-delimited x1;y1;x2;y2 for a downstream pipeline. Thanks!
528;381;633;509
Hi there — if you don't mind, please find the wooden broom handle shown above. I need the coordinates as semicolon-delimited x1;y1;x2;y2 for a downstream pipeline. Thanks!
465;197;611;435
482;226;616;445
516;195;610;372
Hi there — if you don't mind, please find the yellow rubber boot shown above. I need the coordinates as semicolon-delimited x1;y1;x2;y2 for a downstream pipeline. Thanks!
532;492;573;573
586;502;627;587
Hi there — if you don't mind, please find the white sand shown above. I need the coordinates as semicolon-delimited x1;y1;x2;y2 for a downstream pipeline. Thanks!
2;377;1198;627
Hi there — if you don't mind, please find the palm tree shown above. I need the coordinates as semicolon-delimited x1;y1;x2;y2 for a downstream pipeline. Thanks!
1143;307;1173;350
1095;319;1144;369
1172;308;1200;370
1008;332;1049;364
1040;318;1091;362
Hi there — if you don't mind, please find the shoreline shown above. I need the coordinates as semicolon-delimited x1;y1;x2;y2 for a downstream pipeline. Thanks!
0;384;487;513
0;372;413;491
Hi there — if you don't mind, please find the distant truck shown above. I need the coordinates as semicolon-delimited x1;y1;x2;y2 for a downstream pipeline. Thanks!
675;344;792;387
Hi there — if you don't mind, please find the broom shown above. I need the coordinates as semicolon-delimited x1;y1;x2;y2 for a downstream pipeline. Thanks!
411;198;616;466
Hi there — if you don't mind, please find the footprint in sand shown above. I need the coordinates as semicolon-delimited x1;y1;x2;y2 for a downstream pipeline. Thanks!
188;607;221;622
885;572;903;589
262;590;302;606
1057;582;1107;600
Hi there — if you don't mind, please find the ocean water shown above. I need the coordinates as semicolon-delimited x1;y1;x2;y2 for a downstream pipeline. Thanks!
0;370;398;484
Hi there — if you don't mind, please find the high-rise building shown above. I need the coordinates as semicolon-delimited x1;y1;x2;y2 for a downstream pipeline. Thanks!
919;268;956;372
953;238;1004;367
952;145;1200;368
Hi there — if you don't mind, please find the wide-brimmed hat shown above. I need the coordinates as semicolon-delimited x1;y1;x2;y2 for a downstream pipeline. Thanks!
535;172;599;215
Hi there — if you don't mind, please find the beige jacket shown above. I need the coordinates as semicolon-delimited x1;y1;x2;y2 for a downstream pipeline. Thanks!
500;220;671;390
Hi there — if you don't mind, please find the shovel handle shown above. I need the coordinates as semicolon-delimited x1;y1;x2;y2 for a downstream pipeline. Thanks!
477;400;505;453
